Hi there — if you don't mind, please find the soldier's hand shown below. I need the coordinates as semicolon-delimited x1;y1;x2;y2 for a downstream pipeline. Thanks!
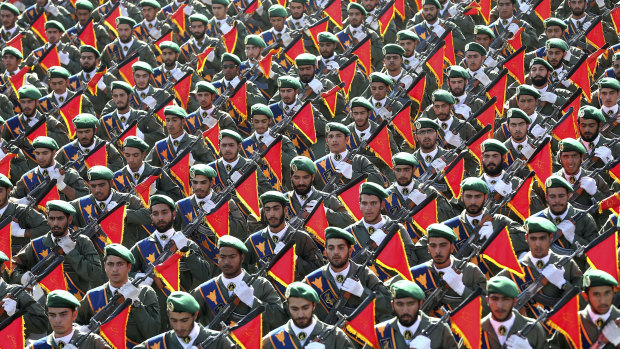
342;278;364;297
453;104;471;118
20;271;33;286
184;4;193;15
235;281;255;307
505;334;532;349
479;221;494;240
305;200;318;213
430;158;447;172
541;265;566;289
1;297;17;316
78;324;90;333
47;3;59;16
48;168;67;191
520;143;536;159
58;235;76;253
579;176;597;195
305;342;326;349
119;282;141;301
556;220;576;243
602;319;620;346
274;242;286;255
409;335;431;349
10;221;26;238
594;146;614;164
442;268;465;295
135;273;154;287
143;96;157;110
335;161;353;179
530;124;546;139
539;91;557;104
58;51;70;65
369;228;387;246
507;23;519;35
172;233;189;250
408;189;427;205
444;132;462;147
308;79;323;94
494;180;512;197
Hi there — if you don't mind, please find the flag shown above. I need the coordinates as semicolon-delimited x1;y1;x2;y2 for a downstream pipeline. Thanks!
5;33;23;54
39;46;60;72
376;230;413;280
99;204;127;245
154;98;175;125
444;156;466;199
196;47;215;75
443;30;456;66
134;174;161;207
585;20;606;49
259;48;278;79
321;84;341;117
547;294;582;349
394;0;405;20
78;19;97;48
569;60;591;102
504;47;525;84
236;171;260;218
99;305;131;349
481;227;525;277
307;18;330;51
507;27;523;51
169;151;192;196
479;0;491;23
203;124;220;154
507;175;534;221
426;43;445;87
103;6;122;36
84;144;108;169
154;250;185;293
534;0;550;22
170;4;188;37
263;139;283;183
26;119;47;143
368;122;393;169
475;98;497;129
0;315;24;349
552;110;578;140
377;5;394;39
30;13;47;42
323;0;343;28
8;66;30;95
601;192;620;213
36;185;61;213
283;36;305;63
244;0;261;13
338;178;366;220
0;223;11;270
611;6;620;32
450;292;482;349
338;59;358;97
352;37;372;78
173;73;192;109
486;70;508;115
305;202;329;245
562;92;581;135
291;102;317;144
468;126;493;164
87;67;107;96
586;45;607;76
267;244;296;297
39;264;68;294
609;160;620;185
206;201;230;238
117;55;140;86
59;95;84;138
153;31;175;64
527;139;553;185
407;73;426;115
585;229;619;281
344;298;379;348
411;197;439;232
222;26;238;53
230;311;263;349
0;153;17;180
463;0;481;15
229;82;248;119
392;102;415;147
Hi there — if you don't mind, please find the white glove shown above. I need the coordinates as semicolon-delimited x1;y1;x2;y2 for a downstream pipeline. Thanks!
172;69;186;81
540;91;558;104
308;79;323;94
305;200;318;213
2;298;17;316
58;51;70;65
505;334;532;349
541;264;566;289
430;158;447;171
484;56;499;68
564;50;572;62
447;6;458;16
561;79;571;88
557;220;576;244
368;20;379;31
594;146;613;164
234;281;254;307
305;343;326;349
377;107;392;120
520;143;536;159
150;28;161;39
281;32;293;46
410;335;432;349
530;124;546;139
479;221;494;240
255;4;264;15
444;131;463;147
453;104;472;118
408;189;428;205
184;4;193;15
474;71;492;86
342;278;364;297
602;320;620;346
326;61;340;70
595;0;605;7
143;96;157;109
433;25;446;37
507;23;520;35
135;273;154;287
63;345;78;349
172;233;189;249
78;324;90;333
369;228;387;246
206;49;216;62
58;235;76;253
580;176;597;196
273;241;286;254
204;115;218;129
518;2;531;13
10;221;25;238
15;197;30;205
20;271;33;286
119;282;140;301
47;3;59;16
48;168;67;190
583;21;591;31
494;180;512;197
441;268;465;295
97;79;107;90
335;161;353;179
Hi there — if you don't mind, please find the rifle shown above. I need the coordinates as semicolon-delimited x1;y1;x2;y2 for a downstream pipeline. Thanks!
581;138;620;170
418;151;468;194
568;156;620;205
441;96;497;145
516;286;581;339
240;42;281;82
196;305;266;349
530;107;574;149
209;78;248;114
464;67;508;105
486;0;543;57
361;0;395;32
420;288;483;336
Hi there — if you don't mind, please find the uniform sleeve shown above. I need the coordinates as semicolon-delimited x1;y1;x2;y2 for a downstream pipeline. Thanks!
253;278;287;331
64;237;104;286
15;288;48;334
131;285;162;339
65;169;90;199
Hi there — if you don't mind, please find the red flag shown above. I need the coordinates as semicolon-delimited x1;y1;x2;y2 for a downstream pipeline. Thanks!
173;73;192;109
229;83;248;119
352;37;371;78
444;156;466;199
585;21;606;49
59;95;83;138
569;60;591;102
267;244;296;296
443;30;456;66
338;178;366;220
31;13;47;42
0;315;24;349
609;161;620;185
392;103;415;148
134;174;160;207
8;66;29;95
99;305;130;349
292;102;317;144
118;55;140;86
202;124;220;154
323;0;343;28
26;121;47;143
5;33;23;54
0;223;11;270
407;74;426;115
78;19;97;48
507;27;523;51
40;46;60;72
283;37;305;63
527;139;553;185
155;98;175;125
103;6;122;36
36;185;61;213
585;230;619;282
534;0;550;21
305;202;328;244
475;100;496;129
463;0;481;15
307;18;330;51
321;84;341;117
230;312;262;349
259;48;278;79
451;294;482;349
481;227;525;277
196;47;215;75
586;45;607;76
118;124;138;145
236;171;260;218
244;0;261;13
0;153;17;179
338;59;357;97
87;67;107;96
263;139;283;183
206;202;230;238
84;145;108;169
377;5;394;38
600;192;620;213
170;4;187;35
507;175;534;221
547;295;582;349
468;126;493;164
426;44;445;87
504;48;525;84
222;28;239;54
411;198;438;232
478;0;491;23
169;152;191;196
154;250;184;293
345;298;379;348
394;0;405;19
486;72;508;115
100;205;127;245
611;6;620;32
39;264;68;294
376;231;412;280
552;111;578;140
562;95;581;133
368;123;393;169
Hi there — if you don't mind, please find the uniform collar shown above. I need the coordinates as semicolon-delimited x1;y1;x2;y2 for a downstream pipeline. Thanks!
156;227;176;247
396;316;422;345
128;163;145;182
175;322;200;348
527;252;550;270
328;263;350;288
362;216;385;231
295;188;314;205
586;304;612;328
290;317;317;346
420;148;438;164
489;313;515;345
221;271;245;294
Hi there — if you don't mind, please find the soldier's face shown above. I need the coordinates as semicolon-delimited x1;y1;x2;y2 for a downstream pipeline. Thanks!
487;294;516;322
104;255;131;286
269;17;285;32
578;119;599;142
168;312;198;338
432;101;451;121
0;10;16;28
529;65;549;87
279;87;297;105
482;151;504;176
326;131;348;153
47;308;78;337
36;0;48;7
196;91;215;108
150;203;175;233
48;211;71;237
422;5;438;22
251;114;270;134
414;129;437;151
359;194;382;223
546;48;565;69
80;52;98;72
447;78;466;97
569;0;586;16
384;54;402;72
614;60;620;77
325;238;352;269
464;52;483;71
370;82;388;101
361;0;378;11
165;115;184;137
427;237;452;266
34;148;55;168
525;232;551;258
49;77;67;95
76;9;91;25
599;87;619;108
218;246;243;277
497;0;514;19
291;170;313;195
545;187;569;216
222;62;240;80
123;147;146;172
219;137;240;162
559;151;582;175
264;202;285;228
112;90;130;111
288;297;316;329
1;54;19;71
288;3;305;19
584;286;614;315
507;118;528;142
190;21;206;39
0;187;8;208
347;10;363;27
89;179;112;202
319;42;336;58
392;297;420;327
161;49;179;68
117;24;133;43
191;175;212;198
473;34;492;49
516;95;536;115
211;4;227;19
45;28;61;44
545;26;564;39
133;70;150;90
19;98;37;117
298;65;315;84
351;107;369;129
76;128;95;147
141;6;157;21
245;44;261;60
394;165;414;186
462;190;486;216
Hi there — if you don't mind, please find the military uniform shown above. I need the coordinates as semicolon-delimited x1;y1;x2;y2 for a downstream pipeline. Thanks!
313;151;384;190
0;201;49;254
134;324;234;348
95;108;165;149
12;164;90;202
27;325;111;349
373;313;458;349
478;310;548;349
0;278;48;336
100;86;172;116
146;132;215;169
114;162;185;202
67;70;118;116
284;188;355;228
240;132;297;192
62;21;111;53
264;316;355;349
100;38;158;71
55;137;125;178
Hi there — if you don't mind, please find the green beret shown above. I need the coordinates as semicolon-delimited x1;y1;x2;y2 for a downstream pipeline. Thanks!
48;66;70;80
583;269;618;289
167;291;200;314
347;2;367;15
251;103;273;119
414;117;439;131
111;81;134;94
277;75;302;90
545;38;569;52
104;243;135;264
32;136;59;150
190;164;217;179
465;42;487;56
290;0;307;3
18;85;42;100
221;53;241;65
80;45;100;58
599;77;620;92
426;223;457;242
150;194;175;210
87;166;114;181
132;61;153;74
481;139;508;155
159;40;180;53
0;3;20;16
392;152;419;167
432;89;456;104
516;84;541;99
558;138;586;154
324;227;356;245
396;30;419;42
506;108;531;123
45;20;65;32
268;4;288;17
2;47;22;59
474;25;495;38
390;280;425;300
523;216;557;235
487;276;519;298
369;72;394;86
290;156;317;174
47;290;80;309
72;113;99;129
0;251;8;263
325;122;350;136
350;96;373;111
578;106;605;123
211;0;230;5
318;32;339;43
614;52;620;61
116;16;137;27
530;57;553;71
245;34;266;48
139;0;160;9
75;0;94;11
359;182;388;199
383;43;405;56
461;177;490;194
164;105;187;119
219;129;243;143
194;81;218;94
46;200;76;215
423;0;441;8
544;175;574;192
286;282;319;303
295;53;317;66
447;66;470;79
260;191;288;205
0;174;12;188
217;235;248;254
189;13;209;24
123;136;149;152
544;18;567;31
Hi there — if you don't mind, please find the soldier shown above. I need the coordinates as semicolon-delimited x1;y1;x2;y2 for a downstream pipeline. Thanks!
191;235;286;332
179;13;222;81
500;87;552;142
396;30;422;72
461;42;499;97
336;3;383;71
133;0;171;43
27;290;111;349
360;0;397;44
239;35;284;100
372;280;458;349
260;5;295;48
185;81;238;139
0;3;40;58
472;25;495;53
24;21;81;78
130;194;215;330
364;72;402;125
263;282;355;348
411;0;466;56
244;191;323;281
286;0;319;56
39;66;96;118
151;41;202;110
501;108;539;163
77;244;160;345
526;19;582;68
1;47;44;115
597;78;620;137
204;0;248;60
444;66;486;124
62;0;111;53
100;16;158;69
562;0;618;52
488;0;538;53
422;89;476;149
93;0;143;23
577;106;620;173
11;200;103;299
480;276;548;349
507;58;572;105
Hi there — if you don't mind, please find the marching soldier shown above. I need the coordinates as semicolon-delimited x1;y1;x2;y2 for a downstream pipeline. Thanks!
100;17;158;69
411;0;467;55
93;0;143;23
24;20;81;78
260;5;295;48
526;20;582;68
239;35;284;100
1;47;45;115
444;66;486;123
62;1;111;52
597;78;620;138
500;87;552;142
151;41;202;107
336;3;383;71
179;13;223;80
185;81;238;137
501;109;538;163
0;3;41;58
507;58;571;104
422;89;476;148
363;72;402;125
577;106;620;174
133;0;171;43
39;66;95;117
488;0;538;53
204;0;248;59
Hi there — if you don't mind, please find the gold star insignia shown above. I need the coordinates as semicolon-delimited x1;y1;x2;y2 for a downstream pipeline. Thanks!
403;330;413;340
336;275;345;283
498;325;507;336
472;219;479;226
536;260;544;269
120;116;127;123
134;173;140;180
554;217;562;224
272;235;279;243
173;140;180;147
227;282;236;291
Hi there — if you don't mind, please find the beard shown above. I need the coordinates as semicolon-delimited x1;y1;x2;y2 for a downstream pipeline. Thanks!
483;162;503;176
531;76;547;87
